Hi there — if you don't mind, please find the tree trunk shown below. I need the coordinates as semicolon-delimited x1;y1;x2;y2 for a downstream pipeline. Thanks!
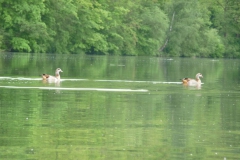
159;11;175;52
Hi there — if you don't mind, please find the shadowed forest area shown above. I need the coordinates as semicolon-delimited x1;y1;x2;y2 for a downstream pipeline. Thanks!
0;0;240;57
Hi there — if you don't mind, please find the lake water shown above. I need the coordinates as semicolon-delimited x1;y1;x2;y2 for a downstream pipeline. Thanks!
0;53;240;160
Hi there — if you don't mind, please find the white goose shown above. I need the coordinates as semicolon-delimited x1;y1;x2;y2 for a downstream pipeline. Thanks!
42;68;63;82
181;73;203;86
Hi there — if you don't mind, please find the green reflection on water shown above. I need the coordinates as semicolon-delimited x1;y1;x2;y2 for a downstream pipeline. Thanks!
0;53;240;160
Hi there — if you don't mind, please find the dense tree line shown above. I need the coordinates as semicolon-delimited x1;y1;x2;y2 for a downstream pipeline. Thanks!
0;0;240;57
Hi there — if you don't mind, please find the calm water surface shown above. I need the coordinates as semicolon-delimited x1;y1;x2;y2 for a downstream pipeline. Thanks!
0;53;240;160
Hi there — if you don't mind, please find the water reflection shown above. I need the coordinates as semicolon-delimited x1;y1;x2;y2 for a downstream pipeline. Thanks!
183;83;202;89
42;79;61;87
0;53;240;160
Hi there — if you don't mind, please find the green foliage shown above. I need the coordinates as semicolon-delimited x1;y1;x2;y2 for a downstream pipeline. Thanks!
0;0;240;57
199;29;224;58
206;0;240;57
137;4;169;55
11;37;31;52
0;0;48;52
